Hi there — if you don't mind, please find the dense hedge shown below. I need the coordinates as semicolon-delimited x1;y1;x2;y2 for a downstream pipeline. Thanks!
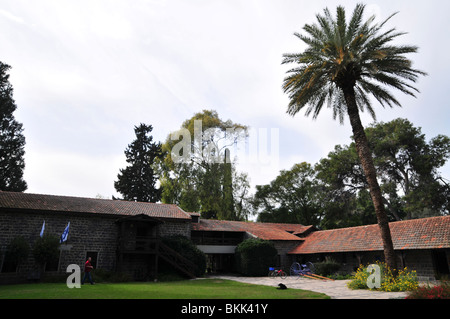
313;258;341;277
161;235;206;277
235;238;277;276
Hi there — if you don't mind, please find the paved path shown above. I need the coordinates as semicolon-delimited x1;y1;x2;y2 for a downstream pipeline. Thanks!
208;275;408;299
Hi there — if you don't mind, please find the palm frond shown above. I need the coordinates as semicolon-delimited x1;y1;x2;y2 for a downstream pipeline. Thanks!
335;6;347;46
282;3;426;122
346;4;365;41
358;79;401;108
355;85;376;120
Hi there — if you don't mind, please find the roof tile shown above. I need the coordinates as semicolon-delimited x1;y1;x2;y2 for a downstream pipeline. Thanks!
289;216;450;254
0;191;191;220
192;219;312;241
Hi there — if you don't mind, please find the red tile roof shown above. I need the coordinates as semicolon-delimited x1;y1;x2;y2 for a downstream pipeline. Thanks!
192;219;312;241
2;192;447;252
288;216;450;254
0;191;191;220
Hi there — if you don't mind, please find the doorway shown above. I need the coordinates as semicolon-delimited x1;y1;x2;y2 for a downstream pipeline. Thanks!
85;251;98;269
432;250;450;278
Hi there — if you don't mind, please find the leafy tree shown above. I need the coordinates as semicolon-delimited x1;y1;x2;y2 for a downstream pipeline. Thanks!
254;162;323;227
282;3;426;271
160;110;249;220
232;170;252;221
254;119;449;228
315;118;450;225
0;62;27;192
365;119;450;218
315;144;366;193
115;123;164;202
32;234;60;269
314;142;377;228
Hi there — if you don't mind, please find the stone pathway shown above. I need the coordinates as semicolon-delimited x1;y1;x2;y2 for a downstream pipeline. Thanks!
208;275;409;299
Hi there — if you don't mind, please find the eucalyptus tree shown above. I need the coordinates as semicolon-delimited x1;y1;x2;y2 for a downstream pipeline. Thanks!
282;4;426;270
160;110;249;220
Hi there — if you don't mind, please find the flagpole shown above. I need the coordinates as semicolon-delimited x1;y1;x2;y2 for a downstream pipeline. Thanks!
59;221;70;272
58;245;63;273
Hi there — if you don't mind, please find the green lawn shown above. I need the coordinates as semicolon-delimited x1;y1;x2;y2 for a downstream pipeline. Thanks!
0;279;329;299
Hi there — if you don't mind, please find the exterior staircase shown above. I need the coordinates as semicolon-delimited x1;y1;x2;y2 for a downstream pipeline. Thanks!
157;241;197;279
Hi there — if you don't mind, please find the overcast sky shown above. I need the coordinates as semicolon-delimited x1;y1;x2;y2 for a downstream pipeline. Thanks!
1;0;449;200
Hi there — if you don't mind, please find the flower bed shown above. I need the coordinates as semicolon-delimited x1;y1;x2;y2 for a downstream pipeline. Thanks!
406;282;450;299
347;261;418;292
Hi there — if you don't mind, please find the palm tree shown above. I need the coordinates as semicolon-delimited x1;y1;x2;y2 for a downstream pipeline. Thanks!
282;3;426;271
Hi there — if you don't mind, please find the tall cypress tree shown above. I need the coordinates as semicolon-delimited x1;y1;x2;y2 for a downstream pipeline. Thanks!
221;148;235;220
0;62;27;192
114;123;164;202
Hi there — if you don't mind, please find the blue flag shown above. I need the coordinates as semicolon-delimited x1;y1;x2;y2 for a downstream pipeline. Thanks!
40;220;45;237
60;222;70;243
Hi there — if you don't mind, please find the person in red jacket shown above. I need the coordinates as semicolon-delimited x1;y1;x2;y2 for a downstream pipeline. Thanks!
82;257;95;285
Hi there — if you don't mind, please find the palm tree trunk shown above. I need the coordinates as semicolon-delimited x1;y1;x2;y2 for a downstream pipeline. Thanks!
343;87;398;272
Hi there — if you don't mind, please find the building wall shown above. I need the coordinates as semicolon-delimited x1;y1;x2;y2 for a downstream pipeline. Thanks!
289;249;450;281
1;207;448;282
0;210;119;284
403;249;450;281
158;220;191;239
271;241;303;270
0;209;191;284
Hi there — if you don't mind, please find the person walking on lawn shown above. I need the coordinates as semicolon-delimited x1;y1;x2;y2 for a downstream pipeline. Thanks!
82;257;95;285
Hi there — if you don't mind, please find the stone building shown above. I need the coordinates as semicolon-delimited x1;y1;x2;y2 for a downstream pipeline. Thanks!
287;216;450;281
0;191;194;284
191;214;450;281
191;218;314;273
1;191;449;283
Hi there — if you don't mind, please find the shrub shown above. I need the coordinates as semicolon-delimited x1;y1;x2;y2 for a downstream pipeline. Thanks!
381;265;419;292
347;264;370;290
161;235;206;277
4;236;30;271
32;234;60;268
406;282;450;299
314;257;341;277
347;261;418;292
235;238;277;276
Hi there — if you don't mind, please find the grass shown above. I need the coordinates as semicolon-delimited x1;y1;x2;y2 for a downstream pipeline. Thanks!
0;279;329;299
